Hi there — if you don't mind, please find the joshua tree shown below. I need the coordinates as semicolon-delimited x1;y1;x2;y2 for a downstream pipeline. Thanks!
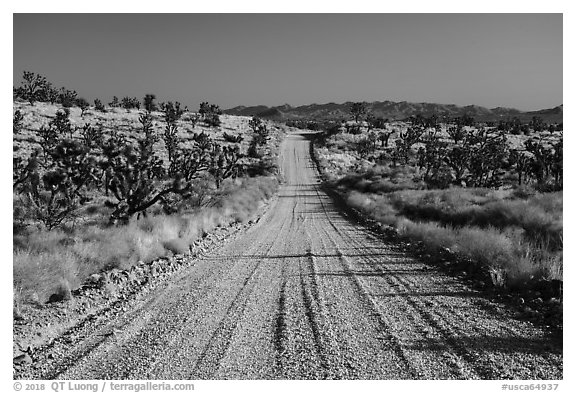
76;97;90;116
14;71;48;104
94;98;106;112
144;94;157;112
350;102;368;123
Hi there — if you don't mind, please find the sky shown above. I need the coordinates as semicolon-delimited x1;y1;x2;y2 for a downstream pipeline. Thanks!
13;13;562;111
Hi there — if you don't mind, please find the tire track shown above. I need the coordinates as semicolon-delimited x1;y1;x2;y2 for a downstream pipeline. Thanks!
190;209;292;379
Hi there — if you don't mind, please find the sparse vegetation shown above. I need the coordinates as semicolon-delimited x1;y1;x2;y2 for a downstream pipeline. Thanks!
199;101;222;127
121;96;141;110
94;98;106;112
76;97;90;116
58;87;78;108
14;176;278;303
13;110;24;134
109;96;120;108
144;94;158;112
13;89;286;305
313;109;563;293
14;71;49;104
247;116;270;158
350;101;368;122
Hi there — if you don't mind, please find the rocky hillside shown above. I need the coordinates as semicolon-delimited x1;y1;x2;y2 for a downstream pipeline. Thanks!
225;101;563;123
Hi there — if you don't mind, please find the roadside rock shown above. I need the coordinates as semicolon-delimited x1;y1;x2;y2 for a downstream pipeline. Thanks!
13;353;32;365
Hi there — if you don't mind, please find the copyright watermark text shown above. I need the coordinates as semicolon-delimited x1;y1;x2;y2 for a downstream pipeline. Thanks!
13;381;194;392
502;384;559;391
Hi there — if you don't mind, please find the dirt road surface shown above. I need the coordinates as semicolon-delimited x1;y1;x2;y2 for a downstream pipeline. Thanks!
18;132;562;380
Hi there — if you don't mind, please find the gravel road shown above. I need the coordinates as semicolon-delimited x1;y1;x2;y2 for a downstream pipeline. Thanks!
19;132;562;380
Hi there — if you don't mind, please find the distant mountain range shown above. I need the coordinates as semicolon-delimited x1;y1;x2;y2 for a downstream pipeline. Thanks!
224;101;563;123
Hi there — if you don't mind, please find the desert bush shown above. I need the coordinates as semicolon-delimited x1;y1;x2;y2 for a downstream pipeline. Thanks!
345;189;562;287
161;101;186;166
104;111;166;223
524;136;563;190
121;96;140;110
14;71;49;104
248;116;263;133
13;110;24;134
18;139;100;230
58;87;78;108
35;109;74;160
108;96;120;108
199;101;222;127
76;97;90;116
79;123;103;148
103;104;239;222
392;126;424;165
144;94;157;112
222;132;243;143
247;138;260;158
249;117;270;145
378;130;394;147
209;144;241;188
356;135;377;159
51;108;74;138
94;98;106;112
466;128;508;187
188;113;200;128
43;83;60;105
350;102;367;122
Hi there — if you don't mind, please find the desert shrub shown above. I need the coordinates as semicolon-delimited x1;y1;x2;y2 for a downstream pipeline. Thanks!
15;109;102;230
13;110;24;134
350;102;367;122
104;111;166;222
466;128;508;188
356;134;378;159
94;98;106;112
248;117;270;153
161;101;186;166
24;140;100;230
348;192;561;286
392;126;424;165
144;94;157;112
223;132;243;143
14;71;49;104
121;96;140;110
188;113;200;128
209;144;241;188
199;101;222;127
79;123;103;148
108;96;120;107
58;87;78;108
43;83;60;104
76;97;90;116
52;108;74;137
524;136;563;190
247;138;260;158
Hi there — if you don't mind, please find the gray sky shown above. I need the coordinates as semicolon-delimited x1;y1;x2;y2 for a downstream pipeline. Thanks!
13;13;562;111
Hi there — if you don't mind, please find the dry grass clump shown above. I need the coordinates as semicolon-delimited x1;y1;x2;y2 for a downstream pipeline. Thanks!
345;189;562;287
388;189;562;251
335;164;423;193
